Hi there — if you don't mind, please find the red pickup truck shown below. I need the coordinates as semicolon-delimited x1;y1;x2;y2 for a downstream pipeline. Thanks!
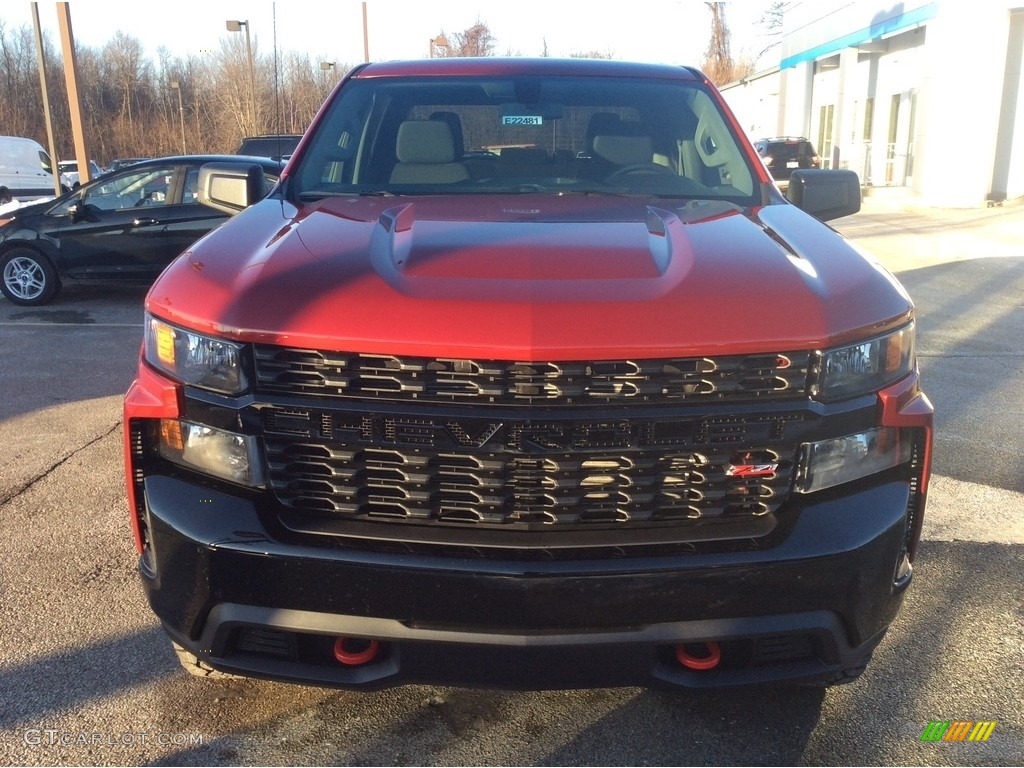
124;58;932;690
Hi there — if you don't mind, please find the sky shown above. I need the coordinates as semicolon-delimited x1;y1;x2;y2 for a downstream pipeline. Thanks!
4;0;778;70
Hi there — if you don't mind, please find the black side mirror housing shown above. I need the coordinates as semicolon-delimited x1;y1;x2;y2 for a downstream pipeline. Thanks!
197;162;265;215
68;201;99;222
787;169;861;221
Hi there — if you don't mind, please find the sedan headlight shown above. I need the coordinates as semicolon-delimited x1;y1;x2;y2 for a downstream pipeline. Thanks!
814;323;915;402
144;314;249;394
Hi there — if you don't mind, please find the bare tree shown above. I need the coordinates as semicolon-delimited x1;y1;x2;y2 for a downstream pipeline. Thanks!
749;1;791;65
701;2;754;85
279;52;346;136
213;34;262;141
0;22;42;138
0;22;348;163
438;21;496;57
569;49;615;60
103;33;148;132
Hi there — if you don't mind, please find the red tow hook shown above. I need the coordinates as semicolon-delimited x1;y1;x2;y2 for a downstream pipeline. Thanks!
333;637;381;666
675;641;722;671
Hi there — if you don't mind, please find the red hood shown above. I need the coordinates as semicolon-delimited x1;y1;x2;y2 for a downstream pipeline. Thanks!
147;195;913;359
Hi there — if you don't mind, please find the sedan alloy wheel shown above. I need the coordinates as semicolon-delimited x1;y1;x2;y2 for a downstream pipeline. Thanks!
0;248;61;305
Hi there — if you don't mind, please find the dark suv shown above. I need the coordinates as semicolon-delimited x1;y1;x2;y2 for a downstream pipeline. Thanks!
755;137;820;181
234;134;303;161
125;58;932;692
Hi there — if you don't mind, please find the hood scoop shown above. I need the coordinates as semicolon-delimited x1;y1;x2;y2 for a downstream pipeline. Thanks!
369;203;690;300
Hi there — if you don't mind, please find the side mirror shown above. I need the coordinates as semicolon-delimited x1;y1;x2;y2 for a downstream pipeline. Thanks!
787;169;861;221
68;201;99;222
197;162;265;215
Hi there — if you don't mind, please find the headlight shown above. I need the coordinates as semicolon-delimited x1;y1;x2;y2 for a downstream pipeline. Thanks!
144;314;248;394
814;323;915;402
157;419;265;487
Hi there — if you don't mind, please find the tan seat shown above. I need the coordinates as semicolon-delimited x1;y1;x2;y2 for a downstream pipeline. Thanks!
389;120;470;184
579;113;656;178
591;134;655;167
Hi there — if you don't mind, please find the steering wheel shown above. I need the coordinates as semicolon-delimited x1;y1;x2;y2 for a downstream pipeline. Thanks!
605;163;676;182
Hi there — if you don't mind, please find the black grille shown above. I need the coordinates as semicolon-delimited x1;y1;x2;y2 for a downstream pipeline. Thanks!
253;346;811;405
235;627;297;658
263;408;801;532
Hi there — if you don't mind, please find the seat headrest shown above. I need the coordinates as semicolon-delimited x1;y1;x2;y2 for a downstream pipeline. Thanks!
395;121;456;164
591;134;654;166
428;111;465;157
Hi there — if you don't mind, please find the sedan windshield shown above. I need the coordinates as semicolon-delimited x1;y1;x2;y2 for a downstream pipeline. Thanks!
291;74;758;203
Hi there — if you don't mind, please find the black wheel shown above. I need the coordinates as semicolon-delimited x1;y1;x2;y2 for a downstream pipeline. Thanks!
0;247;61;305
171;641;242;680
0;187;12;205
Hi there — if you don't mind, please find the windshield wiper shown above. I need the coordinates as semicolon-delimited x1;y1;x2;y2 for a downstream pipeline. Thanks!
298;189;397;201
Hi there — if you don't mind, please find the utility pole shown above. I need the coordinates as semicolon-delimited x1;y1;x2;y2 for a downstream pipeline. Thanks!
362;1;369;63
170;81;187;154
56;2;92;185
31;3;61;195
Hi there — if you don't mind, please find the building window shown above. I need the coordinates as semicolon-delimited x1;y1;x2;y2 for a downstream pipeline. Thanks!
818;104;834;169
886;94;900;184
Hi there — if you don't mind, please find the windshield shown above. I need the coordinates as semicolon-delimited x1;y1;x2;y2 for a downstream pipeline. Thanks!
291;74;758;203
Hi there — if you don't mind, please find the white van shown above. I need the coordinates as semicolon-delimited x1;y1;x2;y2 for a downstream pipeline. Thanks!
0;136;68;204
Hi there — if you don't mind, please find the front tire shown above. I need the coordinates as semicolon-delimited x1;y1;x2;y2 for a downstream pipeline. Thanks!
172;642;242;680
802;661;868;687
0;247;61;305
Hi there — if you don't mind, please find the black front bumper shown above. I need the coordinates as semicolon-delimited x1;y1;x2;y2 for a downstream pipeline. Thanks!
140;474;912;690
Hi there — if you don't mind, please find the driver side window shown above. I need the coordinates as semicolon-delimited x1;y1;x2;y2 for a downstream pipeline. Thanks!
82;166;176;211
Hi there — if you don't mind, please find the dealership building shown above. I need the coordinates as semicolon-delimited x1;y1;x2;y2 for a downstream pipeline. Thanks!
722;1;1024;207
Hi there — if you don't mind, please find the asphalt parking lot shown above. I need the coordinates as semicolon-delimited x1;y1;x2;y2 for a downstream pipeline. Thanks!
0;199;1021;766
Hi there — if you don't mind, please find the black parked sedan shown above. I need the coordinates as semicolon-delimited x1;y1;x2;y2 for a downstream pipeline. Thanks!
0;155;282;305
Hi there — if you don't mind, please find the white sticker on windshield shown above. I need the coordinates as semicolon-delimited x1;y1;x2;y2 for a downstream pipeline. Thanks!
502;115;543;126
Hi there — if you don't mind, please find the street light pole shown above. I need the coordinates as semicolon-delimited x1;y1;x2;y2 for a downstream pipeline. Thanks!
170;81;186;154
226;19;255;132
320;61;337;95
362;1;369;63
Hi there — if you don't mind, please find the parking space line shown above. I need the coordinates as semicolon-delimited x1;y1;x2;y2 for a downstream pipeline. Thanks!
0;322;143;327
